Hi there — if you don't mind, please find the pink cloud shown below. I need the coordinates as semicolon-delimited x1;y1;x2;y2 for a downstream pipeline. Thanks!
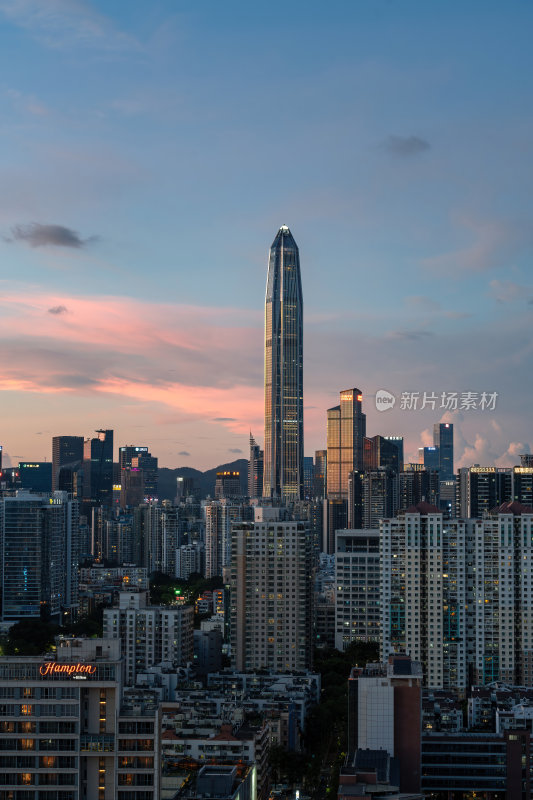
0;290;264;435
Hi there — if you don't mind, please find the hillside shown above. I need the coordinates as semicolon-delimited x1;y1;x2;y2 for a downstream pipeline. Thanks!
158;459;248;500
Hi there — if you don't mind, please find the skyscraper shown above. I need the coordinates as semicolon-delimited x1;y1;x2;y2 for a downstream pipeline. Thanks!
263;225;303;502
327;389;366;499
433;422;454;480
248;433;263;499
52;434;84;492
83;429;114;506
0;492;80;621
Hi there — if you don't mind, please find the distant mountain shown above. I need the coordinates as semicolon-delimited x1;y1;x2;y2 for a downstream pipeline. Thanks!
158;459;248;500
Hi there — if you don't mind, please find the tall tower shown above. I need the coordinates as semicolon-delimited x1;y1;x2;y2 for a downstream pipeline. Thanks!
327;388;366;499
433;422;454;480
263;225;303;502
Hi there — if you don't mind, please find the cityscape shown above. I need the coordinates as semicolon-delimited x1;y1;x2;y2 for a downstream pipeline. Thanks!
1;3;533;800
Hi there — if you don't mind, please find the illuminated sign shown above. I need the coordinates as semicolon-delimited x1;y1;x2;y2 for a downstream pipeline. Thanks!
39;662;97;677
470;467;496;473
357;394;363;401
113;484;122;491
515;468;533;474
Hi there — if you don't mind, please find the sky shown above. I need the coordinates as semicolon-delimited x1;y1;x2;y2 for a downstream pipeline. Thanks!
0;0;532;470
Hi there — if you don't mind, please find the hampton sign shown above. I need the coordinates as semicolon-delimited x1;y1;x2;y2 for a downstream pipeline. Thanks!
39;662;97;677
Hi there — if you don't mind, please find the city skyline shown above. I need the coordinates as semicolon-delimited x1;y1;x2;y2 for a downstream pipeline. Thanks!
0;1;532;470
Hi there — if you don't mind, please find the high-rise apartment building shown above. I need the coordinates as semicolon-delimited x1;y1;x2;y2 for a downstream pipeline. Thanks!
381;507;469;689
204;500;243;578
327;389;366;500
362;468;398;528
248;433;264;499
0;492;80;621
230;520;313;671
52;435;84;491
263;225;304;502
469;503;533;685
103;591;193;685
380;502;533;688
334;529;380;650
399;467;440;510
433;422;454;480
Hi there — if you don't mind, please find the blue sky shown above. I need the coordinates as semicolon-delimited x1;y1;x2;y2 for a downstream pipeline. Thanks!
0;0;532;469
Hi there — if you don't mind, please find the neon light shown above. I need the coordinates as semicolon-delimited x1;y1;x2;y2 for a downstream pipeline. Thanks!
39;663;97;677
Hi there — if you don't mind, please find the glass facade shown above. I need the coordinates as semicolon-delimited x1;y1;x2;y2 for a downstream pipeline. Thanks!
433;423;454;481
327;389;366;499
263;226;303;502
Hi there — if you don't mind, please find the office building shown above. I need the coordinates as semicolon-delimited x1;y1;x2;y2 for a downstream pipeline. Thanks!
83;429;114;506
347;470;364;529
214;471;242;499
119;445;158;499
327;388;366;499
513;465;533;505
119;445;149;470
418;446;440;471
263;225;304;502
347;655;423;794
120;466;144;507
230;520;313;671
433;422;454;480
303;455;314;500
456;466;512;517
0;492;80;621
18;461;52;493
103;591;193;685
334;530;380;651
248;434;263;499
52;435;84;492
313;449;327;500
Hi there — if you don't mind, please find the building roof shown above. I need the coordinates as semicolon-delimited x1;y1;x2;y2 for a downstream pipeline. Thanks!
404;501;441;514
491;500;533;515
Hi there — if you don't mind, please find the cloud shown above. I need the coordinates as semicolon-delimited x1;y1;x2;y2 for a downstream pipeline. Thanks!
405;295;441;311
387;329;434;341
228;448;243;454
489;280;533;304
178;451;190;457
9;223;95;249
381;135;430;157
422;216;533;274
0;0;142;53
0;289;264;436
